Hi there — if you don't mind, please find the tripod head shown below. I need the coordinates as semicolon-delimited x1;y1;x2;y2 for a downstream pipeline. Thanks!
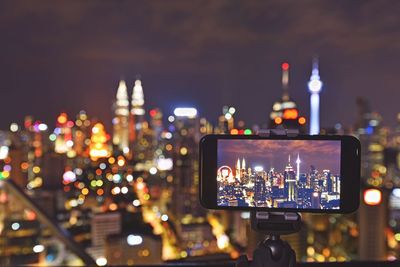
235;128;301;267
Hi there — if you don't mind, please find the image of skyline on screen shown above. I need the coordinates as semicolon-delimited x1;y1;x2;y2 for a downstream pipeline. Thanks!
217;140;341;209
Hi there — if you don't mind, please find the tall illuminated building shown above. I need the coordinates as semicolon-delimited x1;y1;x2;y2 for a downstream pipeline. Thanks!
308;58;323;135
149;108;163;140
54;113;73;155
199;117;214;135
284;155;297;203
235;159;240;179
352;98;389;259
89;123;111;160
359;190;387;260
216;106;236;134
129;79;146;158
131;79;145;132
296;153;301;182
112;80;130;155
170;107;219;257
171;107;202;221
269;62;307;131
73;110;91;157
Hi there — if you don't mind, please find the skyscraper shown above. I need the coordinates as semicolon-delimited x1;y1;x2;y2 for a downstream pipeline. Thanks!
269;62;307;131
296;153;301;182
284;155;297;203
171;107;203;221
235;159;240;179
308;58;323;135
358;191;387;260
131;79;145;130
112;80;130;154
54;113;73;154
129;79;146;158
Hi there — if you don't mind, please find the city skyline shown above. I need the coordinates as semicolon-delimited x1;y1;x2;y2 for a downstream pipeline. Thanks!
1;1;400;129
1;1;400;264
0;52;399;263
217;153;341;209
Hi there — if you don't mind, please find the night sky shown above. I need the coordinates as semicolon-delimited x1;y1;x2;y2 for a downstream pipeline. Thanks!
218;140;341;175
1;1;399;131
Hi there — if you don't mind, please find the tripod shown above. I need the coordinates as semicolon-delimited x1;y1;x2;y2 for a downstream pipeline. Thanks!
236;128;302;267
236;211;301;267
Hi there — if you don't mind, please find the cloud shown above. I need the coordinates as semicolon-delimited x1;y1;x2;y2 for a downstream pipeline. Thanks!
1;0;399;129
220;139;340;156
218;139;341;173
2;1;399;69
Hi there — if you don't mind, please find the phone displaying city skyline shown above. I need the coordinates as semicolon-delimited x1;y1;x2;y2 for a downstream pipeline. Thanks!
217;139;341;209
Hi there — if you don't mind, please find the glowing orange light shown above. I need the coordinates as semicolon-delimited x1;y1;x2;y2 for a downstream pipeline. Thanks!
371;171;380;179
0;192;7;203
230;251;240;259
21;162;29;170
96;169;102;175
274;117;283;125
57;113;68;124
109;203;118;211
137;182;145;190
230;129;238;135
108;157;115;164
283;109;298;120
97;188;104;196
322;248;330;257
282;62;290;70
298;117;306;125
25;210;36;221
364;189;382;206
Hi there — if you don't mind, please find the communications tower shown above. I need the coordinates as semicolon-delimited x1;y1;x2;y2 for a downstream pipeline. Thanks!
308;58;323;135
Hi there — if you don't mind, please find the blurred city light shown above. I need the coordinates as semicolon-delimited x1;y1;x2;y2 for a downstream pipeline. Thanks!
127;234;143;246
157;158;173;171
0;146;9;160
173;107;197;118
11;222;20;230
254;166;264;172
33;244;45;253
364;189;382;206
10;123;18;132
96;257;107;266
1;58;399;265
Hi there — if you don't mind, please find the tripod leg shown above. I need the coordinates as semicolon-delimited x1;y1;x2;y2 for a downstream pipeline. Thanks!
235;254;250;267
249;239;296;267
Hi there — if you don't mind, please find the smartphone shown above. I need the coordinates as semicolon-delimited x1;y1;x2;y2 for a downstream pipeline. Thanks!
199;134;360;213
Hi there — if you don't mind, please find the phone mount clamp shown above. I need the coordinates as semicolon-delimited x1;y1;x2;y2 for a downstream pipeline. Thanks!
236;128;301;267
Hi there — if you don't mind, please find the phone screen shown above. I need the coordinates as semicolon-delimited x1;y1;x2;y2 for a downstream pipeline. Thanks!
217;139;341;210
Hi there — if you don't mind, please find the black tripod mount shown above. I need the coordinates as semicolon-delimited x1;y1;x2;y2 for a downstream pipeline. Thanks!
236;128;302;267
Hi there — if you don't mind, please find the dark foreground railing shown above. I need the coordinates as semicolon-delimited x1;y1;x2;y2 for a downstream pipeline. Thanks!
3;179;400;267
130;261;400;267
1;179;97;266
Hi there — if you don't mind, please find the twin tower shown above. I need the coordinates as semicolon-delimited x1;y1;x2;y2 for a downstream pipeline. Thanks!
113;79;145;155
